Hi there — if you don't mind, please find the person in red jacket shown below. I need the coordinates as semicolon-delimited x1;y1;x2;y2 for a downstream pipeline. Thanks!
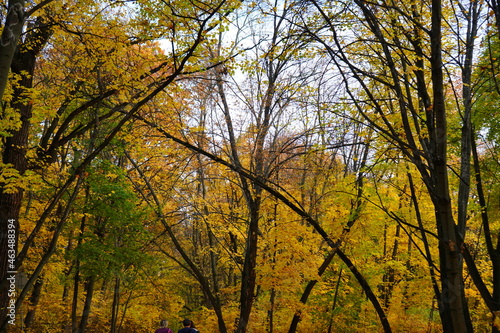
155;319;173;333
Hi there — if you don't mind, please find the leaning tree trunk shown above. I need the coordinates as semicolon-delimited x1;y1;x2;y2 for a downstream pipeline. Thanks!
0;0;25;101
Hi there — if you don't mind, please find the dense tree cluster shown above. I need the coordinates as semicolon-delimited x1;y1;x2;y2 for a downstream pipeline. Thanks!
1;0;500;332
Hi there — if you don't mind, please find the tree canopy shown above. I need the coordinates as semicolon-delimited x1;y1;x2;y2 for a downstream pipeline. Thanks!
1;0;500;332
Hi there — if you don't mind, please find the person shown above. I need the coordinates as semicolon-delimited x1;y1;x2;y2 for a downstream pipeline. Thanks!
189;320;199;332
155;319;173;333
177;319;197;333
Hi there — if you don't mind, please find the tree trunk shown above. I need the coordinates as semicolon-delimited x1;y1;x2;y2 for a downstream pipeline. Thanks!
0;0;25;101
23;277;43;328
430;1;471;331
0;34;34;333
214;62;264;333
79;276;95;333
267;288;276;333
236;203;260;333
71;263;81;333
110;277;120;333
0;15;51;332
381;224;401;309
471;135;500;333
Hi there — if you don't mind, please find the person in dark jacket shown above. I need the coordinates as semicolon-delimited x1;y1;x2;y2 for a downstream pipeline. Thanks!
178;319;197;333
189;320;199;332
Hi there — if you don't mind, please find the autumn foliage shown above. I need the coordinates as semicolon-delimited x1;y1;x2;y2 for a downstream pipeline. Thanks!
1;1;500;333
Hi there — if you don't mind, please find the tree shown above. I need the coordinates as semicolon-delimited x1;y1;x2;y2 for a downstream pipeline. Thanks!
299;0;486;331
0;0;240;330
6;0;500;331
